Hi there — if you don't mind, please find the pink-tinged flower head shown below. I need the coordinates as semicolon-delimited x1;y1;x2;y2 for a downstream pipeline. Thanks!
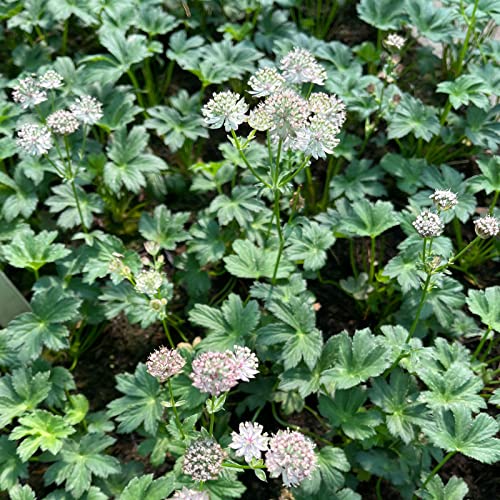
16;124;53;156
280;47;326;85
12;76;47;108
229;421;269;463
248;67;286;98
474;215;499;239
295;115;341;159
170;487;210;499
262;89;309;148
190;351;239;396
265;430;317;487
413;210;444;238
202;91;248;132
232;345;259;382
146;347;185;382
183;438;227;482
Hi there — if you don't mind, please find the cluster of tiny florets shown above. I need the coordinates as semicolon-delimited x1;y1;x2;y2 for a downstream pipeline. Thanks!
182;438;227;482
296;115;341;159
265;430;318;487
229;421;269;463
202;91;248;132
16;123;53;156
280;47;327;85
146;347;185;382
413;210;445;238
190;346;259;396
248;67;286;98
12;75;48;108
46;110;80;135
170;488;210;500
474;215;499;239
38;70;64;89
70;95;103;125
134;269;164;296
385;34;406;51
429;189;458;211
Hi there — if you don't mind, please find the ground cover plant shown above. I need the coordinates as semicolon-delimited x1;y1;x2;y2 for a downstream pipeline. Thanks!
0;0;499;498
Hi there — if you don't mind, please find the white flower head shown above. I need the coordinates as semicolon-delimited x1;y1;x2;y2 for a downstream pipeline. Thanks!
429;189;458;211
134;269;164;296
46;110;80;135
309;92;347;128
229;421;269;463
413;210;444;238
171;488;210;500
280;47;327;85
295;115;340;159
248;67;285;98
474;215;499;239
248;102;272;131
183;438;227;482
385;34;406;51
202;91;248;132
232;345;259;382
265;430;317;487
262;89;309;148
70;95;103;125
12;76;47;108
16;124;53;156
39;70;64;89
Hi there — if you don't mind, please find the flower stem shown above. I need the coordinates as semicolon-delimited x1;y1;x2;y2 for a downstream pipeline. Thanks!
162;318;175;348
407;272;432;342
271;188;284;285
209;396;215;435
420;451;456;490
369;236;376;283
168;378;185;439
70;179;88;232
472;327;492;361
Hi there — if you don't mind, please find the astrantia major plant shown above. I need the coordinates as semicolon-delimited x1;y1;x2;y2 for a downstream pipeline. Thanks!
0;1;499;499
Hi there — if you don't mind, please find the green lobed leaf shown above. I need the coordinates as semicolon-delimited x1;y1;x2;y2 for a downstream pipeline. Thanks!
118;473;175;500
466;286;500;332
424;408;500;464
44;433;121;498
107;363;166;435
139;205;190;250
320;329;391;390
10;409;75;462
1;229;70;272
417;475;468;500
0;435;28;490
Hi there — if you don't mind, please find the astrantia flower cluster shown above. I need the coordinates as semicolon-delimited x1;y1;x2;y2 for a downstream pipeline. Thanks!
385;34;406;51
229;421;269;463
70;95;103;125
16;123;53;156
413;210;445;238
146;347;185;382
474;215;499;239
430;189;458;211
202;48;345;158
170;488;209;500
182;438;227;482
134;269;164;296
202;91;248;132
38;70;64;89
265;429;318;487
280;47;327;85
46;110;80;135
190;346;259;396
12;75;48;109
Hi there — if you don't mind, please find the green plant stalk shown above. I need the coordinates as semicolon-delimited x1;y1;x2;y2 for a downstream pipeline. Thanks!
435;236;481;271
222;462;266;470
420;451;456;490
369;236;376;284
70;179;88;233
454;0;480;76
230;130;270;188
61;19;69;55
472;327;492;360
167;378;185;439
452;217;464;250
209;396;215;435
143;57;157;106
376;477;383;500
162;318;175;348
271;140;284;285
489;190;499;214
127;69;146;109
406;272;432;342
319;0;338;38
